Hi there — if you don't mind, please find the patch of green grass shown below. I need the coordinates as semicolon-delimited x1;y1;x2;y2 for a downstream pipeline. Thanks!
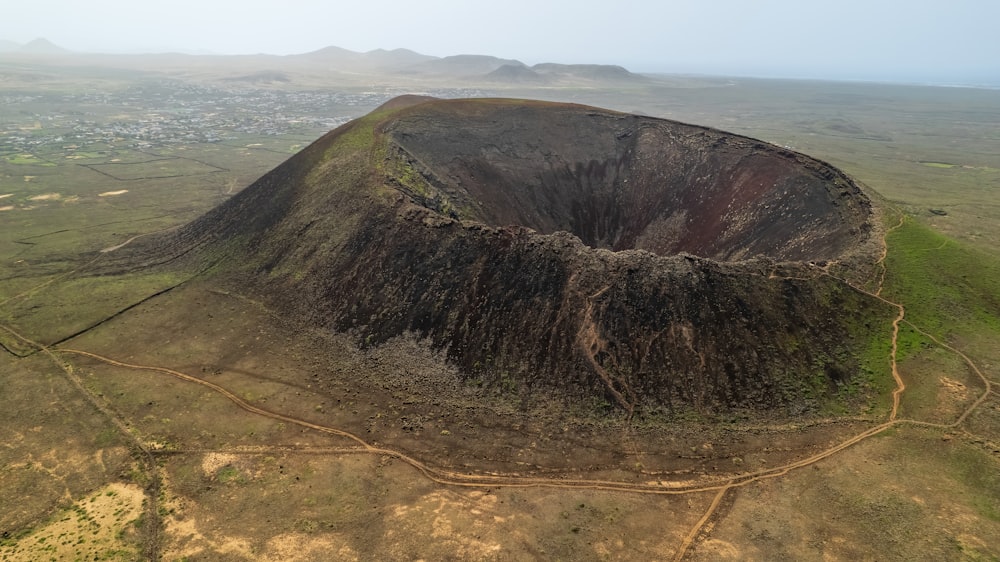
387;157;457;217
883;217;1000;344
920;161;956;169
84;158;225;181
845;325;897;412
952;445;1000;522
894;323;934;362
324;107;394;155
5;153;56;166
93;428;120;448
52;150;110;161
1;269;192;348
216;466;244;485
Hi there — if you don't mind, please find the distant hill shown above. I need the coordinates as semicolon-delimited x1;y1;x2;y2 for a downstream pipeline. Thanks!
19;38;72;55
0;42;650;87
484;63;647;85
483;64;550;84
298;45;360;60
362;48;437;69
531;63;646;82
412;54;526;76
292;46;436;72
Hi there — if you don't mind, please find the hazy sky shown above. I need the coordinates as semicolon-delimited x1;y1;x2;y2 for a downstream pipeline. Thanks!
3;0;998;84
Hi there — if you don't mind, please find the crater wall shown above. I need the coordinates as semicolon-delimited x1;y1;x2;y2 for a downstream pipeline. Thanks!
135;97;891;417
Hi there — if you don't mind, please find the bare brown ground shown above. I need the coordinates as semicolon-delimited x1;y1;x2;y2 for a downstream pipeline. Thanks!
687;424;1000;561
0;483;145;561
1;214;998;560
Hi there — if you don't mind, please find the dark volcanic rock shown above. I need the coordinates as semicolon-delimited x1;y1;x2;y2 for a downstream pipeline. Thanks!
144;97;891;417
383;101;868;262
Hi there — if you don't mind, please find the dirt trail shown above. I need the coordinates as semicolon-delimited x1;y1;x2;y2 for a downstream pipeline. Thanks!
669;210;981;559
576;284;637;416
873;213;906;297
902;321;993;427
0;325;162;561
0;254;105;308
2;212;995;560
100;224;179;253
876;213;908;421
57;338;987;562
4;292;990;559
0;224;177;309
674;487;729;562
54;345;908;493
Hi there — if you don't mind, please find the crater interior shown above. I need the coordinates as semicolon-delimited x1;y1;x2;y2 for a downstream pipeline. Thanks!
385;100;870;262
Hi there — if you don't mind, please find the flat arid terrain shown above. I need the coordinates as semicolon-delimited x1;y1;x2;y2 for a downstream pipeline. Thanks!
1;53;999;560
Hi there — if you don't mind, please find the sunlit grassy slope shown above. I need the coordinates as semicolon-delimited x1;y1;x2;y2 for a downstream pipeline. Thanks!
883;217;1000;360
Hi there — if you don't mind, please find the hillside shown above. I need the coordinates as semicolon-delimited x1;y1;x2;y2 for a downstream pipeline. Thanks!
0;43;650;86
122;96;893;418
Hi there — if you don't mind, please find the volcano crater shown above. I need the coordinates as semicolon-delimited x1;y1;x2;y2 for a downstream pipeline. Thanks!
382;101;870;263
148;97;889;417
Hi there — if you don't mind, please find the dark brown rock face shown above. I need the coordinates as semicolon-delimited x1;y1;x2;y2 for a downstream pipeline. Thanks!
155;97;890;416
383;101;868;262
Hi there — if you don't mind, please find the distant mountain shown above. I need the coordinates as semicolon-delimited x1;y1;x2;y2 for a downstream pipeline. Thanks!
362;48;437;68
297;45;360;61
483;63;647;85
413;54;526;76
19;38;72;55
531;63;646;82
293;46;435;71
0;42;648;87
287;49;646;84
483;64;550;84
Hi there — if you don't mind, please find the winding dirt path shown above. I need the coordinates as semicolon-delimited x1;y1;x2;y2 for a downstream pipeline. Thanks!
53;345;906;492
2;211;995;560
669;211;988;559
3;288;991;559
46;334;989;561
877;212;908;421
0;326;163;561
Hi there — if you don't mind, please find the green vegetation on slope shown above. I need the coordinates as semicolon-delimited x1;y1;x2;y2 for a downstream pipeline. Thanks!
849;315;898;415
323;105;401;156
883;216;1000;359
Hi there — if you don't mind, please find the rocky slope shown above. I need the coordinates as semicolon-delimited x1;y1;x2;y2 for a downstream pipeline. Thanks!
134;96;893;417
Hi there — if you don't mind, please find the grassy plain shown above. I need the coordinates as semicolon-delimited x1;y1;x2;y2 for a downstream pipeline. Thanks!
1;60;999;560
